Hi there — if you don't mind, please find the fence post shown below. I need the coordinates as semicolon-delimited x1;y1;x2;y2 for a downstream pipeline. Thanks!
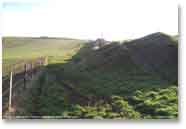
24;64;27;89
8;70;13;112
30;62;33;79
45;56;48;66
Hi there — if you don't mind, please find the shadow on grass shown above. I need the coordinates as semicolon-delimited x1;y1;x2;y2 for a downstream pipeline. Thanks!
38;41;178;103
3;40;178;119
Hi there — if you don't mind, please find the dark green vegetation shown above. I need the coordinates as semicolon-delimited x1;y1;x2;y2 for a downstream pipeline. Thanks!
3;32;178;119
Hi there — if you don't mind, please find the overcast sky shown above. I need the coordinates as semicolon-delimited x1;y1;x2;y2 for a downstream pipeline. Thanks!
1;0;178;40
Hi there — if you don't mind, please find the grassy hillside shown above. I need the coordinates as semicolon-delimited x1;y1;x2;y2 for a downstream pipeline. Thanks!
2;33;178;119
3;37;86;62
2;37;87;75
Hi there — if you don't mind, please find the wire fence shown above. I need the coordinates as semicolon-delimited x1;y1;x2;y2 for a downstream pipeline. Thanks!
2;56;48;112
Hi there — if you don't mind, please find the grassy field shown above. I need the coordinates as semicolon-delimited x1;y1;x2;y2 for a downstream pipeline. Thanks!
2;34;178;119
2;37;86;75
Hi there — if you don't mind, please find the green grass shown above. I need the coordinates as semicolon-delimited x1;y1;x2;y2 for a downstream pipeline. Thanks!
26;42;177;119
3;37;85;61
2;35;178;119
2;37;86;76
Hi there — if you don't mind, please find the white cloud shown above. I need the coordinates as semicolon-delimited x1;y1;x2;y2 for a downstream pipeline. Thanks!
2;0;178;40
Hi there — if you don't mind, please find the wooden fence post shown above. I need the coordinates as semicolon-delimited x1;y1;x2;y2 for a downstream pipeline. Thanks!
30;62;33;79
24;64;27;89
8;70;13;112
45;56;48;66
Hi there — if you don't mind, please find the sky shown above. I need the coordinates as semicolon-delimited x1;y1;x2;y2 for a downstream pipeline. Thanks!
1;0;178;40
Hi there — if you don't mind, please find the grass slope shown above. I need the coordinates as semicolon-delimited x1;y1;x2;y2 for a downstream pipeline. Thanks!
2;33;178;119
2;37;86;75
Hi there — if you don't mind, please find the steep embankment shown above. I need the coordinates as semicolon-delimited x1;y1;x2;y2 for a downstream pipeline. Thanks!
22;32;178;119
91;32;177;81
124;32;178;83
70;32;178;84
